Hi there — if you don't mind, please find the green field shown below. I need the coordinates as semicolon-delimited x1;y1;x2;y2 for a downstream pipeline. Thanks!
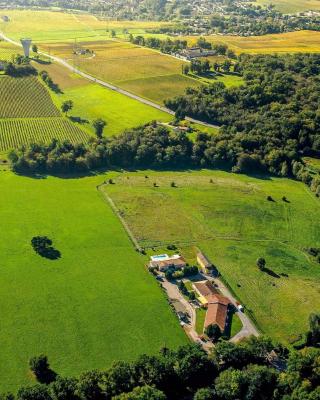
0;76;89;150
0;40;20;60
0;169;186;392
103;170;320;343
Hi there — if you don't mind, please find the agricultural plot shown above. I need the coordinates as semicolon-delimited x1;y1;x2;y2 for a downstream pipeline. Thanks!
0;40;20;61
0;9;168;42
183;30;320;54
103;170;320;342
256;0;320;13
0;76;90;150
0;170;186;392
0;77;60;118
0;118;88;151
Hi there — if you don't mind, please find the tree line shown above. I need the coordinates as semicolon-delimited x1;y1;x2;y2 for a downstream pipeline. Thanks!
1;325;319;400
7;119;320;197
164;53;320;195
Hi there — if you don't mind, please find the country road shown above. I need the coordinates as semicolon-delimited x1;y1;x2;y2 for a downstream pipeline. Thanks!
0;31;219;130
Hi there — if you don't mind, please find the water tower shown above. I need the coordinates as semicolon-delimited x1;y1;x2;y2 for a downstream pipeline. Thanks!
20;38;32;57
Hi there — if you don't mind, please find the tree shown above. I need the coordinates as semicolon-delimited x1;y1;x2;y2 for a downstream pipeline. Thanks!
306;313;320;347
205;324;221;342
113;386;166;400
193;388;215;400
256;257;266;271
111;30;116;37
17;385;51;400
51;377;79;400
61;100;73;115
77;371;104;400
92;119;107;138
32;44;38;53
29;355;56;384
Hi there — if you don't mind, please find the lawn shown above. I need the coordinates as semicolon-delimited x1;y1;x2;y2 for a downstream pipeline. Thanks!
103;170;320;343
0;169;187;392
256;0;320;13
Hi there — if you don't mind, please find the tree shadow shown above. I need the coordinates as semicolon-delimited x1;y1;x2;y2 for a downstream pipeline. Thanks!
37;368;58;384
69;115;89;124
262;267;280;279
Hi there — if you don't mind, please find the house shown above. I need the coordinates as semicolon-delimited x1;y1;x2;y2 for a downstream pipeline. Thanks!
180;47;216;60
0;61;5;71
149;254;187;272
197;251;212;273
205;294;231;332
193;280;218;305
193;280;231;333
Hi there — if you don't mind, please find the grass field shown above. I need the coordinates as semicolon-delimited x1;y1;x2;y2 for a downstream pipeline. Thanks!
0;170;187;392
256;0;320;13
0;76;90;150
103;170;320;343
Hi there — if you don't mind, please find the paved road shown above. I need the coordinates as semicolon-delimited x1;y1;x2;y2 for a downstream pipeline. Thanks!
0;32;219;130
203;272;259;342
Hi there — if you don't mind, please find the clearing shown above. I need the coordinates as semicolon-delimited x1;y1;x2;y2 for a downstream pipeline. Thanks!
0;169;186;392
102;170;320;343
256;0;320;13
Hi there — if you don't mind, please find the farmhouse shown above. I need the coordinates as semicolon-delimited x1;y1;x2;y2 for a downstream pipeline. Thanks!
180;47;216;60
197;251;212;273
149;254;187;272
193;280;231;333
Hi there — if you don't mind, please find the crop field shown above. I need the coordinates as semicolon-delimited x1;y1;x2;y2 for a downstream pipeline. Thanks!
0;77;60;118
0;40;20;60
0;170;186;392
103;170;320;342
0;10;168;42
0;76;90;150
256;0;320;13
183;30;320;54
0;118;89;151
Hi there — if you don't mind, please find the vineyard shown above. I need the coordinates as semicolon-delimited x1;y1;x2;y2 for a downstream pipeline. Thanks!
0;77;60;118
0;41;19;61
0;118;89;151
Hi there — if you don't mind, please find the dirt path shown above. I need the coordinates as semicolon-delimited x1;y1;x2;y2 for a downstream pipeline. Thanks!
0;31;219;130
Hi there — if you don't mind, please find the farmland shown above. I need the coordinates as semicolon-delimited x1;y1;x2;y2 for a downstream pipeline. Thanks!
0;9;168;42
183;30;320;54
0;169;187;392
103;170;320;343
0;76;89;150
0;40;19;60
0;118;88;151
0;77;60;118
256;0;320;13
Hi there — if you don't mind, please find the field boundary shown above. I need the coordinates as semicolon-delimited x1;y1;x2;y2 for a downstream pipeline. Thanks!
97;182;142;252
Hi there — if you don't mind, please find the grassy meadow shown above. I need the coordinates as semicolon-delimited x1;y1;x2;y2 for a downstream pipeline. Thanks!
0;169;187;392
103;170;320;343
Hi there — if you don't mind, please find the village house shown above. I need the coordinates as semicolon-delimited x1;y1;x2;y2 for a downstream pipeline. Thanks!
180;47;216;60
149;254;187;272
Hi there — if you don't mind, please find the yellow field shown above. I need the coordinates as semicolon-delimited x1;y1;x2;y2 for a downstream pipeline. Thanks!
183;30;320;54
0;10;168;42
256;0;320;13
